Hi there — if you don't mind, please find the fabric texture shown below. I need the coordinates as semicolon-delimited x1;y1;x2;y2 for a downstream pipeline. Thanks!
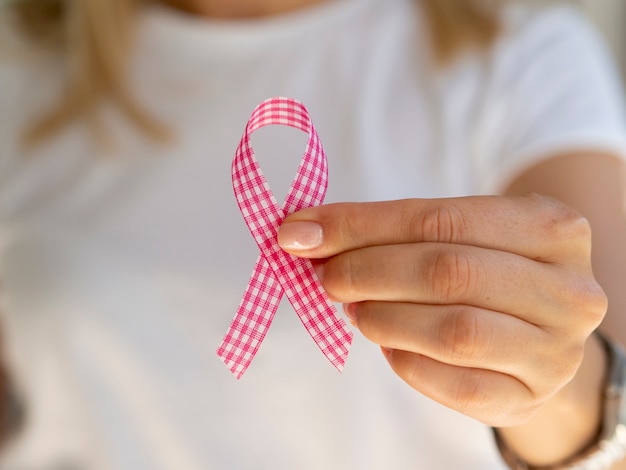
0;0;625;468
219;97;352;378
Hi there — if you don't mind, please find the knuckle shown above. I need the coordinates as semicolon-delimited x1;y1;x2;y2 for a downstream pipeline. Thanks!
427;248;483;301
561;343;585;383
438;307;489;363
567;278;608;329
451;369;490;415
545;342;585;392
451;373;541;427
527;194;591;248
417;203;469;243
529;337;585;399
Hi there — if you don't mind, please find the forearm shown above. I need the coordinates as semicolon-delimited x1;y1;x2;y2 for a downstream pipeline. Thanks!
501;152;626;468
496;333;626;469
496;253;626;468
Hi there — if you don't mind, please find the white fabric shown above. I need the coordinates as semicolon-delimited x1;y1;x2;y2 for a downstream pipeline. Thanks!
0;0;625;468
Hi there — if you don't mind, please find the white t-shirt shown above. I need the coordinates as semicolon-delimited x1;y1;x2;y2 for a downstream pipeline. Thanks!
1;0;626;468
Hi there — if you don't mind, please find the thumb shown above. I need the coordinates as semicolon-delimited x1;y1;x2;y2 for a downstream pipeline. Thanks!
277;200;419;258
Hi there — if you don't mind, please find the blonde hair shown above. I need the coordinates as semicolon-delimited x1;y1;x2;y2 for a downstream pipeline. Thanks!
11;0;500;144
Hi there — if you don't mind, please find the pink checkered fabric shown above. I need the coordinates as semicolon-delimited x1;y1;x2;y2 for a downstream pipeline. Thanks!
217;97;353;379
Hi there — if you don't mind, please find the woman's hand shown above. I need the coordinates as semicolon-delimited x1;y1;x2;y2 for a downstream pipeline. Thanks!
277;194;607;428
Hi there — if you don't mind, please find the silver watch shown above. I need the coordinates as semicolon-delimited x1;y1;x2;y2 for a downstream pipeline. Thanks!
494;332;626;470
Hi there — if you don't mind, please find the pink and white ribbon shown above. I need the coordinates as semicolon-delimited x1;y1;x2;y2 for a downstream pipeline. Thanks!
217;97;353;379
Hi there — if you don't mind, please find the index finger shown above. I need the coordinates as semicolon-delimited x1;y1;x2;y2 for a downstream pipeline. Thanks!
277;194;591;263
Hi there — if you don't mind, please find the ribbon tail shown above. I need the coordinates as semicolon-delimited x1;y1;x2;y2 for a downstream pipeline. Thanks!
299;305;353;373
281;257;353;372
217;254;283;379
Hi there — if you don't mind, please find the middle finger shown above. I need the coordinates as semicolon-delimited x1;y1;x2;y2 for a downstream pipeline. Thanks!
321;242;595;330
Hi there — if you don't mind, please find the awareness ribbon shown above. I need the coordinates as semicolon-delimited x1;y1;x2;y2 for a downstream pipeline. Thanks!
217;97;353;379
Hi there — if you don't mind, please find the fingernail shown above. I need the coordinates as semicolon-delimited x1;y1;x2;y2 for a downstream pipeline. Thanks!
343;302;359;328
313;262;325;282
278;221;323;250
343;303;357;323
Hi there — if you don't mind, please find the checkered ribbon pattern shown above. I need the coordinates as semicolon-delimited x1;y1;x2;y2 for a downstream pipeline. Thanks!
217;97;353;379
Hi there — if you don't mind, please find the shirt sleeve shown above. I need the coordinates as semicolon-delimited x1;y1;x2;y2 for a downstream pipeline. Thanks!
477;5;626;195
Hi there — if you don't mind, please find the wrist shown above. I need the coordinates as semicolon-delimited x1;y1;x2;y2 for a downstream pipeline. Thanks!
494;331;626;469
496;334;606;466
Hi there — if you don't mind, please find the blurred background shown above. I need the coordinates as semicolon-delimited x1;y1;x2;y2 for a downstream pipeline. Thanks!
563;0;626;78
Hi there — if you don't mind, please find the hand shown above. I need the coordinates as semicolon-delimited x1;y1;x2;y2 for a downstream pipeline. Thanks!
277;194;607;427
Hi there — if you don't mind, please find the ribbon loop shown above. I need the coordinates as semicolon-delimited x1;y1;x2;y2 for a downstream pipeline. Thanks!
217;97;353;379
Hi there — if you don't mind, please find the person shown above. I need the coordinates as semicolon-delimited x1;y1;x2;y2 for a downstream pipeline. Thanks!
0;0;625;468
